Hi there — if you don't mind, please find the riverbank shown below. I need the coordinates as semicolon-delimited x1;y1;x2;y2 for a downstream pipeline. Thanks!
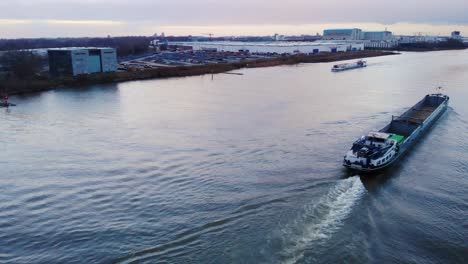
395;47;467;52
368;39;467;52
1;50;398;95
369;46;467;52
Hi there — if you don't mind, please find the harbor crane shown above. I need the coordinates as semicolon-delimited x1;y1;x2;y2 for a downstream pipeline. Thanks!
202;33;214;41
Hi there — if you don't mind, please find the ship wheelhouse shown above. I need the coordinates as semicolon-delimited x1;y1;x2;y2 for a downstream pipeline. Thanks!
344;131;399;169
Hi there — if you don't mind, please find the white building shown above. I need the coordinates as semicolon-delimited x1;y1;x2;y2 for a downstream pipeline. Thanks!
363;40;398;49
314;41;365;52
362;31;393;41
48;47;118;76
397;35;448;44
323;29;363;40
169;41;364;55
451;31;462;40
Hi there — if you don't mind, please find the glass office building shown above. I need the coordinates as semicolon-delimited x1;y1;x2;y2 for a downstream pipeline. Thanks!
48;48;117;76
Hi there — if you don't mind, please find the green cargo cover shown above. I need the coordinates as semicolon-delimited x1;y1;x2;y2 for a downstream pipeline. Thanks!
389;134;405;144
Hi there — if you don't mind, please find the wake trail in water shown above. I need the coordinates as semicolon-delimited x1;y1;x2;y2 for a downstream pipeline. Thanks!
279;176;366;264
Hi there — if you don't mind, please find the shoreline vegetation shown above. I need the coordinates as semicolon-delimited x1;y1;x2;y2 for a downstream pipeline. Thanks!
368;39;467;52
393;47;466;52
2;50;398;95
368;46;467;52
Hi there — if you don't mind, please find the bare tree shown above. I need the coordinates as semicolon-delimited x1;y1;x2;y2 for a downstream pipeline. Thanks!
0;51;42;79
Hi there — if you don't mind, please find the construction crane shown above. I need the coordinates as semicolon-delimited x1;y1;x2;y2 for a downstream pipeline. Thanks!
202;33;214;41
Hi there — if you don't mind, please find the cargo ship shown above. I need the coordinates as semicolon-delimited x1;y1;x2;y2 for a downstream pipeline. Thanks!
343;93;449;172
1;95;14;107
0;103;16;108
331;60;366;72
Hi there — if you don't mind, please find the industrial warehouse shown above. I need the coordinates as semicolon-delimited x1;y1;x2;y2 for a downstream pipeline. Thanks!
168;41;364;54
116;41;366;70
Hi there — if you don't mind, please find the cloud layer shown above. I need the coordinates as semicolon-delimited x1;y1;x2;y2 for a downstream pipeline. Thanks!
1;0;467;38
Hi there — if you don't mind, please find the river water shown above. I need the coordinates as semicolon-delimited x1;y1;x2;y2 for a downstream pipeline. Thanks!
1;50;467;263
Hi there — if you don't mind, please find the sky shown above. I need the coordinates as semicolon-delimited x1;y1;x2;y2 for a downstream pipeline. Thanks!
1;0;468;38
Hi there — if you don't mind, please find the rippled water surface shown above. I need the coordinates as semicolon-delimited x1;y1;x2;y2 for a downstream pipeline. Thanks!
1;51;467;263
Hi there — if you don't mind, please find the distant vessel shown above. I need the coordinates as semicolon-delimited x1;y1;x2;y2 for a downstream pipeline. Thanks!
0;103;16;108
343;93;449;172
1;95;15;108
332;60;366;72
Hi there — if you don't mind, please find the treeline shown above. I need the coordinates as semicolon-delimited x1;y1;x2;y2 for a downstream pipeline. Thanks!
0;51;44;79
398;39;466;51
0;36;154;57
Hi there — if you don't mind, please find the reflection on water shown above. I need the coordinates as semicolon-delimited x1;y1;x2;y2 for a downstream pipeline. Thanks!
1;50;467;263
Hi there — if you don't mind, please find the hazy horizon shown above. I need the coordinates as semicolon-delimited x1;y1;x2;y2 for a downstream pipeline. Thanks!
1;22;468;39
1;0;468;38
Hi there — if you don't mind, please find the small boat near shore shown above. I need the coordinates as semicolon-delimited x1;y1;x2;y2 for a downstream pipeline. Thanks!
0;103;16;108
1;94;15;107
343;93;449;173
332;60;366;72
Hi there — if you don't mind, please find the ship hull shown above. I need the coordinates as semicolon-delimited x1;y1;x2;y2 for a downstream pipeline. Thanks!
331;65;366;72
0;103;16;108
343;94;449;173
0;103;16;107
